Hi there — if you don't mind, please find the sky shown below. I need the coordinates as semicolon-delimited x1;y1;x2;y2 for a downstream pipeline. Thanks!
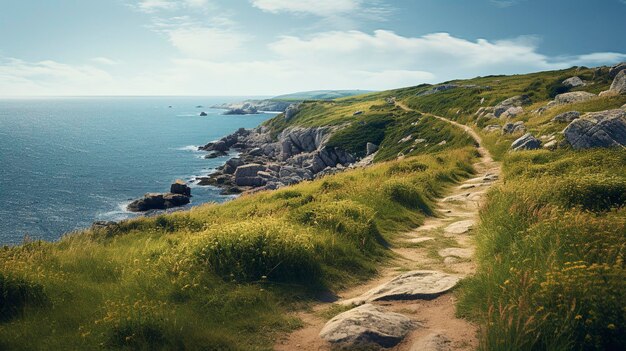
1;0;625;96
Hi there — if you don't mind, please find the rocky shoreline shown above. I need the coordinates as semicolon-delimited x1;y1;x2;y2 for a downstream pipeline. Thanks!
194;112;376;195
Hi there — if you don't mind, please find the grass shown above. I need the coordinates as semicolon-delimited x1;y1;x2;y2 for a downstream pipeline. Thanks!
0;146;476;350
458;149;626;351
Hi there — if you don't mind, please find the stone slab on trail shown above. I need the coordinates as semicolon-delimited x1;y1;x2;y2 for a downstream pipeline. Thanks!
443;220;475;235
341;271;460;306
439;248;474;259
410;332;452;351
320;304;416;349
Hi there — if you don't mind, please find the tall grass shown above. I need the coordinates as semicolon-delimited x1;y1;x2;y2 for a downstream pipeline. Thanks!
0;147;476;350
458;149;626;351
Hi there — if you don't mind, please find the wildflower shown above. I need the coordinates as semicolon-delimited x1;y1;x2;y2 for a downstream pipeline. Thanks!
536;306;544;312
607;324;616;330
574;315;582;320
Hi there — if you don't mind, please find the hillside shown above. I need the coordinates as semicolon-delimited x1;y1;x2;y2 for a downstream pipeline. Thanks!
271;90;375;101
1;64;626;350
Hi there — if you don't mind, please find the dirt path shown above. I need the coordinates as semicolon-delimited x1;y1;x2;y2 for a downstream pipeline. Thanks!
275;102;500;350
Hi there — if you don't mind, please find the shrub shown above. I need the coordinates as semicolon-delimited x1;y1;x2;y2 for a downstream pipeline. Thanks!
0;274;48;322
546;78;571;98
196;220;321;284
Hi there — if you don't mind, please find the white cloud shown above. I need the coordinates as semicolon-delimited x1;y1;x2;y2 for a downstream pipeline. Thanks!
166;27;248;60
250;0;360;16
0;58;115;96
135;0;212;13
1;31;625;96
91;57;121;65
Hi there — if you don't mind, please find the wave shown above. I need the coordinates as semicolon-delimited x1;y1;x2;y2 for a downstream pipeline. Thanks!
175;145;201;152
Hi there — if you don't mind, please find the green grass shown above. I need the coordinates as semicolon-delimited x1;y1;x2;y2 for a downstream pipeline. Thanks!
0;146;476;350
458;149;626;351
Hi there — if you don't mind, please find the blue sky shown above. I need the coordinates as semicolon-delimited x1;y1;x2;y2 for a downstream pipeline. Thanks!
1;0;625;96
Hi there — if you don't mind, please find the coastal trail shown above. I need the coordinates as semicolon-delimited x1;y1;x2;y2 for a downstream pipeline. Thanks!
274;102;501;350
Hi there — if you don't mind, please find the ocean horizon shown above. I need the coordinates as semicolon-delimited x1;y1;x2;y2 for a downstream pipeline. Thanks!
0;96;276;245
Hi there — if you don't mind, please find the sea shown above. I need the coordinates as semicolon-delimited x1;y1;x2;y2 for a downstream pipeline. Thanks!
0;97;277;245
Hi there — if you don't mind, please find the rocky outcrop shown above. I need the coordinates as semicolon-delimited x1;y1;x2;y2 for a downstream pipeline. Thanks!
502;121;526;135
552;111;580;123
562;76;585;87
319;304;416;349
199;111;207;116
366;142;378;156
127;181;192;212
609;62;626;78
609;70;626;95
284;103;301;121
563;109;626;149
170;180;191;196
494;95;531;117
511;133;541;151
554;91;596;105
483;124;501;133
197;123;357;194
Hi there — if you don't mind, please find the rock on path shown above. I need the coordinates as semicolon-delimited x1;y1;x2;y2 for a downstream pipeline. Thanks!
341;271;460;306
319;304;417;349
444;220;475;235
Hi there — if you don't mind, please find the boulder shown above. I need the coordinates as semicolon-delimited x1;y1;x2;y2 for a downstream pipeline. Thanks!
199;111;208;116
543;140;558;150
366;142;379;156
170;180;191;197
554;91;596;105
127;193;165;212
563;109;626;149
163;193;191;207
234;164;266;186
204;151;227;159
341;271;460;306
410;333;452;351
353;110;363;116
501;121;526;135
609;62;626;78
609;70;626;95
552;111;580;123
417;84;458;96
500;106;524;119
223;158;245;174
511;133;541;151
319;304;416;349
562;76;585;87
494;95;531;117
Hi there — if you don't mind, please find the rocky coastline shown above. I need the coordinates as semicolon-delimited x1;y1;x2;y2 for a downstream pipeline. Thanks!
195;110;375;195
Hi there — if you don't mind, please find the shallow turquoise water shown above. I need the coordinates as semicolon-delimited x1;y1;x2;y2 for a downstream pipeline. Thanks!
0;97;274;244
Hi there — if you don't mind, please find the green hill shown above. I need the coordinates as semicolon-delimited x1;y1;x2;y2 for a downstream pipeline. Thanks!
271;89;375;101
1;65;625;350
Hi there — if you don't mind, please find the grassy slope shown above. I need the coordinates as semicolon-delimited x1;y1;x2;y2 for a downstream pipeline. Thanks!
2;65;625;350
0;98;476;349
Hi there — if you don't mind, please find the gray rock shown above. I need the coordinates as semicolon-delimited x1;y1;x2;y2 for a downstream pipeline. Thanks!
494;95;531;117
127;192;190;212
483;124;501;133
543;140;558;150
284;103;301;121
234;164;265;178
562;76;585;87
235;176;266;187
511;133;541;151
163;193;191;207
223;158;244;174
609;62;626;78
444;220;475;235
609;70;626;95
552;111;580;123
500;106;524;119
502;121;526;135
366;142;378;156
410;333;452;351
353;110;363;116
417;84;458;96
554;91;596;105
319;304;416;349
563;109;626;149
170;180;191;197
341;271;460;306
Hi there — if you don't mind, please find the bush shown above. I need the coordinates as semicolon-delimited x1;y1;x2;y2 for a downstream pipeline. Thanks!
0;274;48;322
196;220;321;284
546;78;571;98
